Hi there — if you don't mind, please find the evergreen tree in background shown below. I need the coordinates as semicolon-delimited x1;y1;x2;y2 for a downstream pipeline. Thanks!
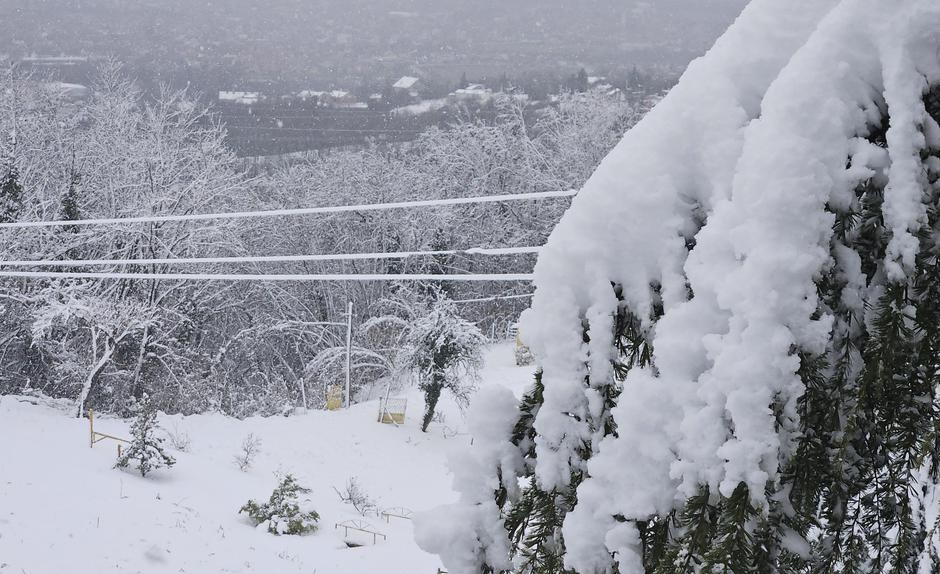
0;161;23;224
60;157;82;232
115;394;176;477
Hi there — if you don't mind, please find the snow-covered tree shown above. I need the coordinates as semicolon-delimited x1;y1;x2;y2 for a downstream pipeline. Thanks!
399;294;486;432
241;474;320;536
30;285;154;417
0;60;644;418
115;393;176;477
419;0;940;572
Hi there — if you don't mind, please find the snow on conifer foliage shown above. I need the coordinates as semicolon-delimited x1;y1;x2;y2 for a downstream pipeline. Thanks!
115;394;176;477
398;294;487;432
417;0;940;572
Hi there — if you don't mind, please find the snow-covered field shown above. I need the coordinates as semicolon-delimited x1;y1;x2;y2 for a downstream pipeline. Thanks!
0;344;535;574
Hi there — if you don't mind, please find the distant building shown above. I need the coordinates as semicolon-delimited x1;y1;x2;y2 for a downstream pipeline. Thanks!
586;76;626;100
219;91;262;105
297;90;325;102
328;90;358;105
448;83;493;105
392;76;422;104
393;76;421;92
296;89;360;108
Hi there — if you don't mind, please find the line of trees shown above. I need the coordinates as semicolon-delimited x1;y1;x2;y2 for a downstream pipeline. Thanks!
0;62;646;418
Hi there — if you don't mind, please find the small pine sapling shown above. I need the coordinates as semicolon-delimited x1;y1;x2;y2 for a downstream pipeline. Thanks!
234;433;262;471
115;394;176;477
241;474;320;535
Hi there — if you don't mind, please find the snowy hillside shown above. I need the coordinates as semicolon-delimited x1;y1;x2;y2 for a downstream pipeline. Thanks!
0;345;536;574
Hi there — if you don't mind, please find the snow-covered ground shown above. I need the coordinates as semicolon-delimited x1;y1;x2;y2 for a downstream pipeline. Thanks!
0;344;535;574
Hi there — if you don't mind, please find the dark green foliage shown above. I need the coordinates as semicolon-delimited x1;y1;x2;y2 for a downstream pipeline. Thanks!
702;484;759;574
0;163;23;223
114;393;176;477
240;474;320;536
492;283;654;574
504;477;579;574
655;488;716;574
60;166;82;231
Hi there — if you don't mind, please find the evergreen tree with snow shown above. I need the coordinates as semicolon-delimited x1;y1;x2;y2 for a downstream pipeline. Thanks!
60;161;81;232
0;162;22;224
418;1;940;573
115;394;176;477
399;293;486;432
240;474;320;536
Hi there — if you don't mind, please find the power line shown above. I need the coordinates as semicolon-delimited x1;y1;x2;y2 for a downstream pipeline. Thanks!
451;293;535;304
0;190;578;230
0;247;541;269
0;271;534;283
225;126;423;134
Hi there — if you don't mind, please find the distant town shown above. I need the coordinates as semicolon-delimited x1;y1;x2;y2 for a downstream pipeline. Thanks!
7;54;671;157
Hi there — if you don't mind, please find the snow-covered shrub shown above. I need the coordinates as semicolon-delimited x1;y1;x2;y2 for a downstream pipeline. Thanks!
165;425;191;452
398;295;486;432
513;342;534;367
420;1;940;573
240;475;320;536
115;394;176;477
234;433;262;472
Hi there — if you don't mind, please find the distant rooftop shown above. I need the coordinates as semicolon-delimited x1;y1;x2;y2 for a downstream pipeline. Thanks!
393;76;420;90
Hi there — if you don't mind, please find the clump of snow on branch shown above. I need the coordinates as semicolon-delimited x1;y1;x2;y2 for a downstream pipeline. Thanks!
414;386;522;573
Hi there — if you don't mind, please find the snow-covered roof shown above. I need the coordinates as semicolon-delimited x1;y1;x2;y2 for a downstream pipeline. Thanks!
218;91;261;104
393;76;420;89
452;85;492;100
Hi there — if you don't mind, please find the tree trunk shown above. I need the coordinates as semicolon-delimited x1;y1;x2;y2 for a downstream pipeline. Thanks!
76;342;114;418
421;378;443;433
130;323;151;400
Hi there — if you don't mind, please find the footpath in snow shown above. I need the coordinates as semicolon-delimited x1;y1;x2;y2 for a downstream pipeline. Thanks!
0;344;535;574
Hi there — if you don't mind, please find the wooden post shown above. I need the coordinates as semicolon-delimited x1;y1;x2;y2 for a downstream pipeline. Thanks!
89;409;94;448
344;301;353;409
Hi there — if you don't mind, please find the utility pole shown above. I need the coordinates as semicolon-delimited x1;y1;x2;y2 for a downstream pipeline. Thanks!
345;301;354;409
